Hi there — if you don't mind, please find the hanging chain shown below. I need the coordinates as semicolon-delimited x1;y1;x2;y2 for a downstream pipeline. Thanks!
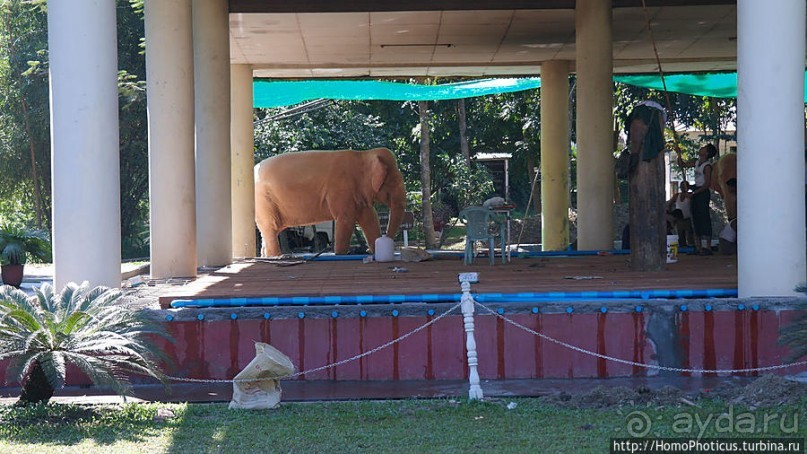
475;301;807;374
165;302;461;384
166;299;805;384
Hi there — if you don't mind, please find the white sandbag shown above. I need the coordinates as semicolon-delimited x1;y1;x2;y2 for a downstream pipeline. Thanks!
229;342;295;410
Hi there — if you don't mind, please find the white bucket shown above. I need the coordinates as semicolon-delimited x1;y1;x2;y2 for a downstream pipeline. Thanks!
374;234;395;262
666;234;679;263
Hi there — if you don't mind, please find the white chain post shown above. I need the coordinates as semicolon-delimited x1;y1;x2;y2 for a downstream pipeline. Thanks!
460;277;484;400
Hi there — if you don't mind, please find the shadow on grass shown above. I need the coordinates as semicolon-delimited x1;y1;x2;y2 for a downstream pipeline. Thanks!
0;402;173;448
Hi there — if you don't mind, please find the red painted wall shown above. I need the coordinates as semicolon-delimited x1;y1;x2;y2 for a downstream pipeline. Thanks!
155;310;804;382
2;309;802;388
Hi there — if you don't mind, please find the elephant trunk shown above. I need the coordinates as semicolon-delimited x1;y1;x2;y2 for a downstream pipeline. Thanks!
385;194;406;240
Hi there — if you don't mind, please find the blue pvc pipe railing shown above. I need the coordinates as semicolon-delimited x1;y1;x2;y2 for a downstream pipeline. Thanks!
299;254;367;261
170;288;738;308
294;246;697;261
300;250;632;261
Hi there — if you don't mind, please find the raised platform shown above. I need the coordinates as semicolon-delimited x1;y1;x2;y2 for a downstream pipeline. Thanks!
5;253;805;401
157;252;739;308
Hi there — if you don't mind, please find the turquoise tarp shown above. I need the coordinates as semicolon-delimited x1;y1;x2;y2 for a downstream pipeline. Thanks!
254;72;807;108
616;71;807;101
614;73;741;98
253;78;541;108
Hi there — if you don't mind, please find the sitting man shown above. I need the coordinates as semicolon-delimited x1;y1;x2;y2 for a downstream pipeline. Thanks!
665;180;694;248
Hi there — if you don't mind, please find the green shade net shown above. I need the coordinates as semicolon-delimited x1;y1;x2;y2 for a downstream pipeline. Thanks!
253;78;541;108
616;71;807;101
254;72;807;108
614;72;741;98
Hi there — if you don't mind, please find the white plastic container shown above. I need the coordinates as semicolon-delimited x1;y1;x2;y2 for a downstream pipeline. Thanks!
666;234;679;263
374;234;395;262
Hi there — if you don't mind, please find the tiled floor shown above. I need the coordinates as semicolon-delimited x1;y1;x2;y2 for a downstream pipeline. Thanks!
156;253;738;308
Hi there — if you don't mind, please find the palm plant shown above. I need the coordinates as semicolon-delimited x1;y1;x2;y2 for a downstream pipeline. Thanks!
0;281;169;405
0;223;50;266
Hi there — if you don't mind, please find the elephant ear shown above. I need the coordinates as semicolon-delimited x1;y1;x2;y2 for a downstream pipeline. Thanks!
370;154;389;195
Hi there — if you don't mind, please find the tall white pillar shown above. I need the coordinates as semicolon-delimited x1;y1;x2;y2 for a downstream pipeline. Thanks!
737;0;806;297
48;1;120;289
540;60;570;251
193;0;232;267
231;64;256;258
575;0;614;250
145;0;197;278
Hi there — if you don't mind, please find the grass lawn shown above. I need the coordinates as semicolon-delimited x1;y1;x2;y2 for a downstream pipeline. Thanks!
1;398;804;453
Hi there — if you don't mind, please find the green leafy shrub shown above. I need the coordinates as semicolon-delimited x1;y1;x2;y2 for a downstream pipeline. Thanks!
779;287;807;363
0;282;169;406
443;158;495;210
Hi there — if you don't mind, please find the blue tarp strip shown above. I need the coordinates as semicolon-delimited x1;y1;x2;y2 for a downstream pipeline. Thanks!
253;78;542;108
254;72;807;108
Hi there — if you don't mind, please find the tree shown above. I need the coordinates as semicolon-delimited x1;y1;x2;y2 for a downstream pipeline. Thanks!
457;98;470;165
117;1;150;258
253;100;394;162
0;1;153;259
466;90;542;210
418;101;438;249
0;0;49;230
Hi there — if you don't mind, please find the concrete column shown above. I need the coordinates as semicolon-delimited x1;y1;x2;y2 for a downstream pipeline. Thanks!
193;0;232;267
145;0;196;278
48;1;120;288
231;64;256;258
737;0;806;297
575;0;614;250
540;60;570;251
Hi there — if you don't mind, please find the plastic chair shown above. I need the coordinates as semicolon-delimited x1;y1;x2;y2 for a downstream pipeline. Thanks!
459;206;505;265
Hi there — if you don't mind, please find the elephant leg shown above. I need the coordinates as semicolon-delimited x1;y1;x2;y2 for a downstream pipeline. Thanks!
333;218;355;254
357;207;382;253
261;228;282;257
255;190;283;257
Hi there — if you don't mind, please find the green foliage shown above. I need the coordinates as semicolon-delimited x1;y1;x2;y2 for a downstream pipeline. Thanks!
613;82;737;161
0;1;150;259
128;0;145;15
441;156;495;210
779;287;807;362
780;313;807;362
0;282;170;405
253;100;396;162
0;0;50;229
464;90;541;206
0;222;49;265
121;217;149;259
117;2;150;259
